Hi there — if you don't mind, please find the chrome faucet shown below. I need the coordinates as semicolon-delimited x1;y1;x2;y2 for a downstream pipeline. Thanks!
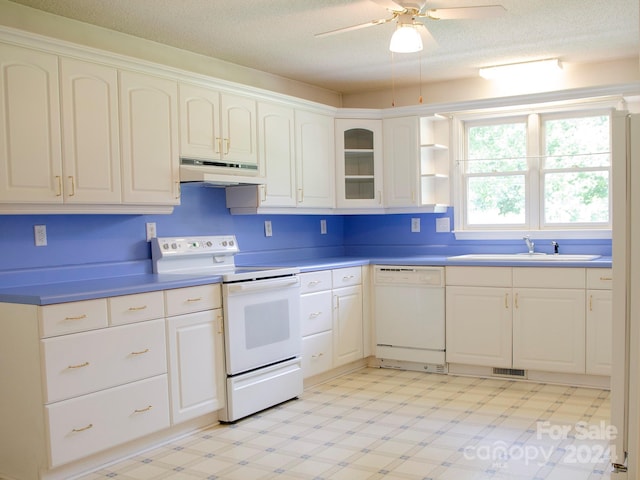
523;235;535;254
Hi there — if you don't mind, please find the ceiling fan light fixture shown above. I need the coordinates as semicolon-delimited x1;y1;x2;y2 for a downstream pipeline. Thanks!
389;24;423;53
479;58;562;80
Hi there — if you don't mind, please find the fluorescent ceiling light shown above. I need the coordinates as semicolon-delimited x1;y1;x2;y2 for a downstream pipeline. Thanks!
389;25;423;53
479;59;562;80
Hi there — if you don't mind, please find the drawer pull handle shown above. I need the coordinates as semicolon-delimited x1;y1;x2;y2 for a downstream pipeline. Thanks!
128;305;147;311
589;294;593;312
131;348;150;356
504;293;509;309
64;314;87;321
68;361;90;369
72;423;93;433
342;275;355;280
186;297;202;302
311;353;324;358
600;276;612;281
308;280;321;286
309;311;322;318
134;405;153;414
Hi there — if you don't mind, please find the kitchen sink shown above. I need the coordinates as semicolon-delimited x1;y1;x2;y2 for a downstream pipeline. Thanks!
447;253;601;262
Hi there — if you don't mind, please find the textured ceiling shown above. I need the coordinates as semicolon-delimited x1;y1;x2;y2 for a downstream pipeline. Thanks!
7;0;640;94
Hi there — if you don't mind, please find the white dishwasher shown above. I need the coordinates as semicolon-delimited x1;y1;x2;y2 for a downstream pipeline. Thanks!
374;265;446;371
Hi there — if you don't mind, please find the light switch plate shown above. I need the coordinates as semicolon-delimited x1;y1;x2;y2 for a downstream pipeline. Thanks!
34;224;47;246
264;220;273;237
320;219;327;235
411;218;420;233
146;222;157;242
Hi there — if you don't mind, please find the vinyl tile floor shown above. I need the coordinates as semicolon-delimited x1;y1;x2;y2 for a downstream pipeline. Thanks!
81;368;612;480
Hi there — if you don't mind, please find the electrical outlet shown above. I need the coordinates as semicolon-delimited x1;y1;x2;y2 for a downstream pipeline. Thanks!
436;217;451;233
411;218;420;233
264;220;273;237
146;222;157;241
320;219;327;235
34;224;47;246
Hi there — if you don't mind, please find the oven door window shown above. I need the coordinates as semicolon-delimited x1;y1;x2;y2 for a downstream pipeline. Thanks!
223;279;300;375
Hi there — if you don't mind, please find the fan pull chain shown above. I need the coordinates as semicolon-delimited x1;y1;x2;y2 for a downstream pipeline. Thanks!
391;52;395;107
418;49;423;104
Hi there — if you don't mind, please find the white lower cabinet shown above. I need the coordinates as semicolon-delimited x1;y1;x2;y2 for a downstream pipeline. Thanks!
446;285;512;368
46;374;169;467
512;288;586;374
165;285;225;424
586;269;613;375
332;284;363;367
0;283;225;480
446;266;609;377
300;267;364;378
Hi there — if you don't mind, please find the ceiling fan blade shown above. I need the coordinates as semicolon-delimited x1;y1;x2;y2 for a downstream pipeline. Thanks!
425;5;506;20
315;15;395;38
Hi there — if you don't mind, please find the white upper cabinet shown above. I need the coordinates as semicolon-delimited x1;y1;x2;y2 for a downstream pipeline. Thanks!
295;109;335;208
257;101;296;207
179;83;258;169
335;119;383;209
0;44;62;203
383;116;419;208
60;57;121;204
382;115;450;211
120;70;180;205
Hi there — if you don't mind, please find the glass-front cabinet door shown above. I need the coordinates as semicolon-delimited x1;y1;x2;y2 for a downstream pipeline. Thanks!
335;118;383;209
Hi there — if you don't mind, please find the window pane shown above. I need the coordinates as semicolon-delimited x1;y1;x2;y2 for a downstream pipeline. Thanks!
544;171;609;223
544;115;610;169
467;175;526;225
467;122;527;173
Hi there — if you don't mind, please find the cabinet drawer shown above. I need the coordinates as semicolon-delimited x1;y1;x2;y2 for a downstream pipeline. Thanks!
302;331;333;378
40;299;108;338
109;291;164;325
300;290;332;336
586;269;613;290
445;267;511;287
46;374;170;468
299;270;332;294
513;267;585;289
42;319;167;403
332;266;362;288
165;284;221;316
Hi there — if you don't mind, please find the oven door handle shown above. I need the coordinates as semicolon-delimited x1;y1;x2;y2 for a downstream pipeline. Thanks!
226;276;299;294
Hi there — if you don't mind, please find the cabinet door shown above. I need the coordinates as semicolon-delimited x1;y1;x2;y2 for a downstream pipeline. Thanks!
120;70;179;204
295;110;335;208
586;289;612;376
257;102;296;207
383;116;419;207
166;310;225;424
221;93;257;166
332;285;363;367
335;119;383;208
0;44;62;203
179;83;221;160
445;286;512;368
60;58;121;204
513;288;586;374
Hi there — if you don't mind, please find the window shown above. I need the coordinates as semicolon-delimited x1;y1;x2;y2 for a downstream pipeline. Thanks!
456;107;611;236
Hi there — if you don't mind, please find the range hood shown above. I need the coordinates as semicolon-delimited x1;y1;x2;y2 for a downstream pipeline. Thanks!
180;158;264;186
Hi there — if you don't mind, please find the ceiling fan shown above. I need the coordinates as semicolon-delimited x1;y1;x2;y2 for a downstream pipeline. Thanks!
315;0;506;53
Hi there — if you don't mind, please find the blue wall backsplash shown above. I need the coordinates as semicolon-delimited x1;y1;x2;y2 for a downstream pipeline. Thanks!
0;182;611;287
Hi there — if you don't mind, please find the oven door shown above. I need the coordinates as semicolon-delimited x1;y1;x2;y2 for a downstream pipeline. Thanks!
222;275;300;375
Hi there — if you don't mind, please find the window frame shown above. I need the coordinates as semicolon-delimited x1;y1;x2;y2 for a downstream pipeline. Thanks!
451;101;614;240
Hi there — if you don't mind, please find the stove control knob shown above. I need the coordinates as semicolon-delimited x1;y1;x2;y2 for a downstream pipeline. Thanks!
229;240;235;246
222;241;228;246
162;243;169;250
171;243;177;250
206;241;212;247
